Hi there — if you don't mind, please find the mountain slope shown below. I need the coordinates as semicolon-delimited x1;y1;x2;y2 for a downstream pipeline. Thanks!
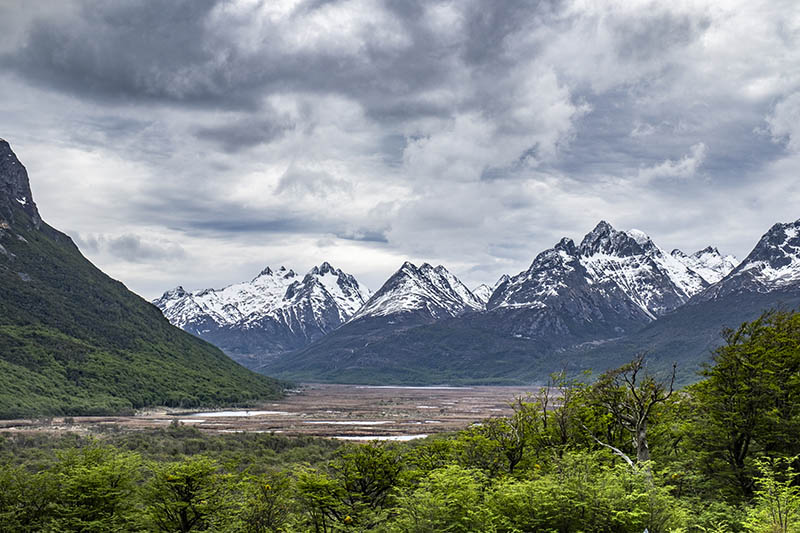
559;219;800;381
154;262;370;367
0;139;282;417
265;221;742;384
350;262;483;322
260;261;486;379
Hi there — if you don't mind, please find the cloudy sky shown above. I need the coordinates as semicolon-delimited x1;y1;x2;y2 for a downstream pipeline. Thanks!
1;0;799;299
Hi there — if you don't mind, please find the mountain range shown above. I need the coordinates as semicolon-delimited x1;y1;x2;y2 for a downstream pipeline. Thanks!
154;214;800;385
0;139;282;417
154;262;370;367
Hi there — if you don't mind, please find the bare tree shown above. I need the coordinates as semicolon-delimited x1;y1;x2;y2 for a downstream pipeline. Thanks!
589;354;676;468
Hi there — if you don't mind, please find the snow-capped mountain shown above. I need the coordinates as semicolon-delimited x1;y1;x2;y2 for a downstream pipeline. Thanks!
258;219;798;385
699;219;800;299
671;247;738;285
350;262;483;322
473;274;510;305
153;262;370;366
558;218;800;381
489;221;737;320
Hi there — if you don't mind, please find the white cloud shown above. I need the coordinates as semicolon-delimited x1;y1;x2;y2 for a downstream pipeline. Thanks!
767;92;800;151
637;143;707;181
1;0;800;298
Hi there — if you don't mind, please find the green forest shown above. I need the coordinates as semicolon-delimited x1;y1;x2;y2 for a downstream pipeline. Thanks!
3;309;800;532
0;203;283;418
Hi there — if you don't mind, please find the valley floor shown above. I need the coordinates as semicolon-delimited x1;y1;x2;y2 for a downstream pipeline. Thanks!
0;383;541;439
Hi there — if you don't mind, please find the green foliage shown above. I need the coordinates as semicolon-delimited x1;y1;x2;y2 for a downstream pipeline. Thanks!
0;210;283;418
236;472;294;533
1;308;800;532
145;456;233;532
489;453;687;533
688;310;800;499
49;444;144;532
382;465;495;533
744;457;800;533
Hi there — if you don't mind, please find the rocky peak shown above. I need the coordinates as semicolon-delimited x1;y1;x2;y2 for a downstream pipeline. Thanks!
156;286;189;302
0;140;41;229
473;274;511;305
694;246;720;257
744;221;800;269
579;221;642;257
310;261;337;276
696;220;799;298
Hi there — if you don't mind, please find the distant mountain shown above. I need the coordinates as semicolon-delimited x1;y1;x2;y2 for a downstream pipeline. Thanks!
556;219;800;381
698;221;800;298
263;223;742;384
482;221;737;346
259;262;487;381
670;247;738;286
490;221;736;317
154;262;370;367
473;274;509;305
0;139;283;417
350;262;483;323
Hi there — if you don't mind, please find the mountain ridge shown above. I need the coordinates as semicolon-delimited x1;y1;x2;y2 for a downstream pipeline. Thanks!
259;221;754;383
153;261;371;367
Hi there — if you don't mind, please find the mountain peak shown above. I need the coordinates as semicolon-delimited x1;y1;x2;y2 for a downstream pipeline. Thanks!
694;246;720;256
0;140;41;229
579;220;642;257
718;219;800;290
310;261;338;276
351;260;482;321
627;228;651;245
159;286;188;300
593;220;614;233
555;237;576;253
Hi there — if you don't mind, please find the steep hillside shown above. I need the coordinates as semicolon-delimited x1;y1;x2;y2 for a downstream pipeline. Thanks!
0;139;283;417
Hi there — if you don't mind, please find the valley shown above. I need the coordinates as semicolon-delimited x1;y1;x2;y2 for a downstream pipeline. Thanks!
0;383;541;439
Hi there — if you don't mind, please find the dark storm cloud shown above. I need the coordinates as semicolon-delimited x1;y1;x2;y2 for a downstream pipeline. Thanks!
3;0;241;105
1;0;799;298
2;0;452;117
194;115;296;152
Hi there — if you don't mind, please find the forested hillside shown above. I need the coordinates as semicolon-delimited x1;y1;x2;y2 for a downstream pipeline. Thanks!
3;310;800;531
0;140;283;417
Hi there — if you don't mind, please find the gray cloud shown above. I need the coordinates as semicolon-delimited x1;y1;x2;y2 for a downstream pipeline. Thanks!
74;233;187;263
195;115;295;152
0;0;799;298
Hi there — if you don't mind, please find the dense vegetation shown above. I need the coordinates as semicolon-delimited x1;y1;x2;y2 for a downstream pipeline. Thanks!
0;201;283;418
4;309;800;531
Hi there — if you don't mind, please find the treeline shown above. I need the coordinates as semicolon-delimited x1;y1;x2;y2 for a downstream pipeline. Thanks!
3;309;800;532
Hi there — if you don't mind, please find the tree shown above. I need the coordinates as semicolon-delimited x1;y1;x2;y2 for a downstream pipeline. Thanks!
744;456;800;533
49;444;143;532
481;398;540;474
145;456;231;532
237;472;294;533
690;310;800;499
384;465;494;533
589;354;676;470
